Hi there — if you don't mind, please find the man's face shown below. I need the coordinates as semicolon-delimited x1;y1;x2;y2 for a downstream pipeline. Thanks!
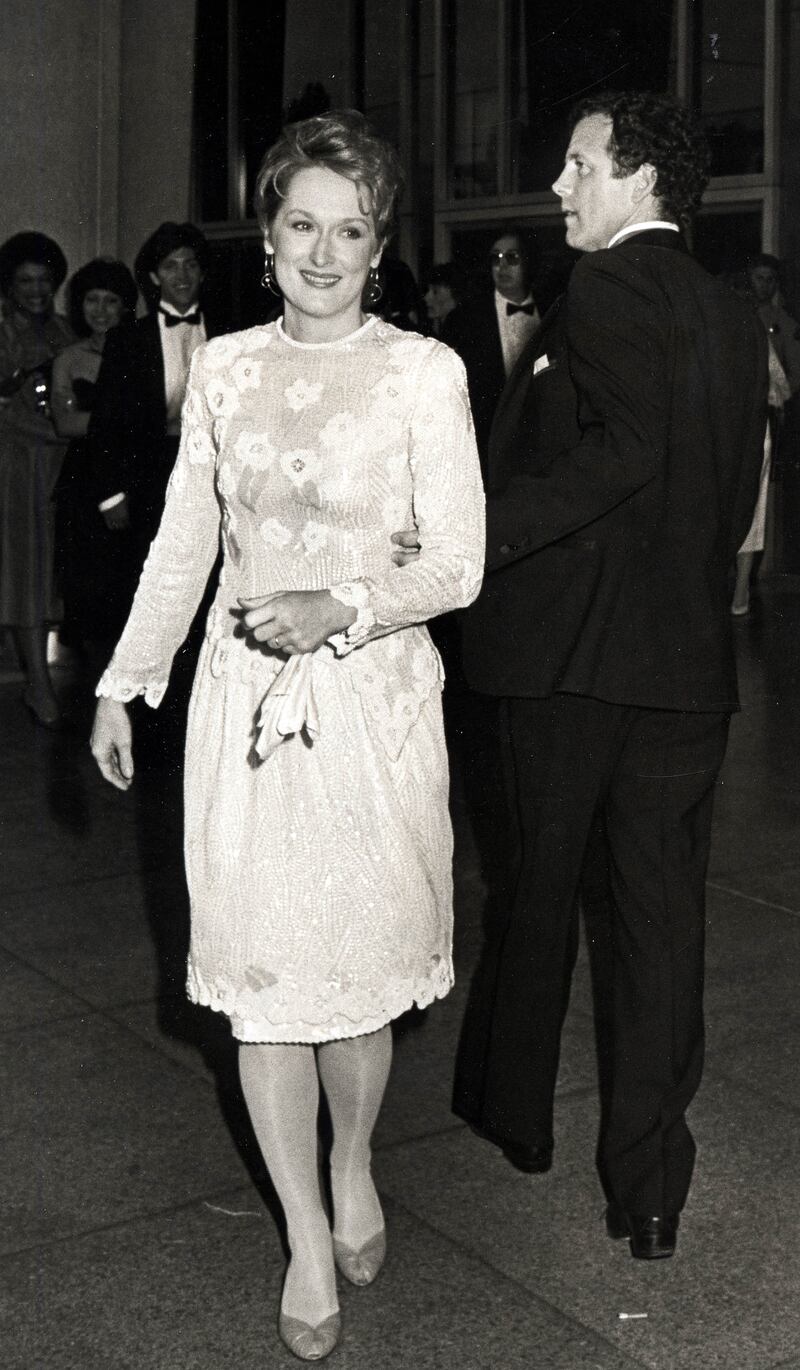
490;235;528;303
150;247;204;312
552;115;645;253
749;265;778;305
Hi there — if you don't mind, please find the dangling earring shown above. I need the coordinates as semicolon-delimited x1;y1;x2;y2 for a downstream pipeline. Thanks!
366;265;383;308
261;252;280;296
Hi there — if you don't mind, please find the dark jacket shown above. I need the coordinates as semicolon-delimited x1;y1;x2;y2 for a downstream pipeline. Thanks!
445;275;563;469
88;311;220;538
443;296;507;465
462;230;769;712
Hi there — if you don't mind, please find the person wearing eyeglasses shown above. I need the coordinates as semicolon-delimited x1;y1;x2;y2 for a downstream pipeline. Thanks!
445;228;554;474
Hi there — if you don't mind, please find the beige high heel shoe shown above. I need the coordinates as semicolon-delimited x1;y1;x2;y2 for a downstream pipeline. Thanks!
332;1227;387;1287
278;1309;342;1361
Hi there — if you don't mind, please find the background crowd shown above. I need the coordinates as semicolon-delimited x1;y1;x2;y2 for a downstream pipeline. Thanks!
0;207;797;733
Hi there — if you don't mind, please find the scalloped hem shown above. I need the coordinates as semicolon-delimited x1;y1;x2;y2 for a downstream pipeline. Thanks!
186;967;454;1043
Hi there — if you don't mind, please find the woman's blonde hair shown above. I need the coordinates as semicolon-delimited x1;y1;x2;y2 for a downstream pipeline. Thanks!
254;109;404;244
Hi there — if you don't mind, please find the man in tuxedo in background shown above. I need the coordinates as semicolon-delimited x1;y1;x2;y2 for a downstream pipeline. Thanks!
446;228;546;472
451;91;768;1259
89;221;216;606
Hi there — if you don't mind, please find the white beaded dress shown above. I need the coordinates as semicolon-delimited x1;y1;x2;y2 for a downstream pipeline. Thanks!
98;316;485;1042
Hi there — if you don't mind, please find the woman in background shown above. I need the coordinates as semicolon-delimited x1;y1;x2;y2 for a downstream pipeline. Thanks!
423;262;465;342
731;338;791;614
51;258;138;651
0;232;73;726
91;110;484;1361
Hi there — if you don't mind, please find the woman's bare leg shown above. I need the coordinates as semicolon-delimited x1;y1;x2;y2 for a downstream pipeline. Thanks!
732;551;754;614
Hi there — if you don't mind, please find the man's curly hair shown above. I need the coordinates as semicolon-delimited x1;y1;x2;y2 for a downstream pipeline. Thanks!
570;90;711;227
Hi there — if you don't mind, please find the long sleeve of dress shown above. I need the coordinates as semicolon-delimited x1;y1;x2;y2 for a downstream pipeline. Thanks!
96;347;220;705
329;343;485;652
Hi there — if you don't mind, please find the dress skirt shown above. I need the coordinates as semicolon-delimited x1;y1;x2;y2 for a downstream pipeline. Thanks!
0;429;65;628
98;317;485;1046
183;631;455;1043
739;425;772;555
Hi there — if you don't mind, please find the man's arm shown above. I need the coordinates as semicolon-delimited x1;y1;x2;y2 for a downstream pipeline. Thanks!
485;251;669;569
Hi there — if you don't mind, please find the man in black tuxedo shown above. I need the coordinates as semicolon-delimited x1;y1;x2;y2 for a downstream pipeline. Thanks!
446;228;546;471
89;222;217;610
451;91;768;1259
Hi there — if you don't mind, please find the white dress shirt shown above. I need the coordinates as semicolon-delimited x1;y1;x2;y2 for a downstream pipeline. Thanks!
494;290;540;377
607;221;680;248
158;300;207;433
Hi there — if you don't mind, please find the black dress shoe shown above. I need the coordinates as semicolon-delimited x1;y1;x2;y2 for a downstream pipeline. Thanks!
501;1141;553;1174
468;1125;553;1174
606;1204;678;1259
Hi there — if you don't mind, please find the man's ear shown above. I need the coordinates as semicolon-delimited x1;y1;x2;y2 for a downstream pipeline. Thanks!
149;270;161;289
633;162;658;204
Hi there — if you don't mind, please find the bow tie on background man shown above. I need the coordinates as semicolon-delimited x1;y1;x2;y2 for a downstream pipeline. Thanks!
159;308;202;327
506;301;535;317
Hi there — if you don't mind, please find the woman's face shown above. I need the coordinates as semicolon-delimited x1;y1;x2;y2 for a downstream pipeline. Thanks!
265;165;382;339
82;288;125;339
424;283;455;324
749;265;778;306
9;262;54;316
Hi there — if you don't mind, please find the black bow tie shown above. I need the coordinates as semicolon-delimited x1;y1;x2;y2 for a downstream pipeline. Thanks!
506;301;534;317
160;308;201;327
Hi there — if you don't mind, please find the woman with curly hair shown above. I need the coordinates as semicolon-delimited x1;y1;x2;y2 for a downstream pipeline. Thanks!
91;110;484;1360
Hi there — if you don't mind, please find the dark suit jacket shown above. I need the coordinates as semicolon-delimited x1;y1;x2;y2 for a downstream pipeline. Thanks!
88;311;220;536
446;276;563;470
443;297;507;465
462;230;769;712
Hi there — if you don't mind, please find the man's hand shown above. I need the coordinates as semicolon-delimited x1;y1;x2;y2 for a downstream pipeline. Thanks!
391;528;421;567
239;589;356;655
102;496;130;531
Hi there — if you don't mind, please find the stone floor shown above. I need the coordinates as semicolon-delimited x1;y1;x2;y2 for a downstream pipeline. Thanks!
2;583;800;1370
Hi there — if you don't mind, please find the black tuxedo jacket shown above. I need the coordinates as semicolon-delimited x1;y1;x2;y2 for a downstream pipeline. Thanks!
88;310;220;522
443;296;507;464
446;279;562;469
462;230;769;712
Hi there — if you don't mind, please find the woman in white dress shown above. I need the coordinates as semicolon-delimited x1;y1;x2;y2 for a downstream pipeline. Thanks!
91;110;484;1361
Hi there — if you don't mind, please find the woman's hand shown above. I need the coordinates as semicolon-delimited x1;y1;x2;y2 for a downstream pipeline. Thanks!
239;589;356;655
390;528;421;567
91;697;134;790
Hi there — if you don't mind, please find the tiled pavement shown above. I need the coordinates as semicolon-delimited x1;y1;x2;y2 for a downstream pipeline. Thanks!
2;584;799;1369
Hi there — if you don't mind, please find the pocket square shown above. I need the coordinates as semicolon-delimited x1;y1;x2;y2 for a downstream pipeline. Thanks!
533;353;552;376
